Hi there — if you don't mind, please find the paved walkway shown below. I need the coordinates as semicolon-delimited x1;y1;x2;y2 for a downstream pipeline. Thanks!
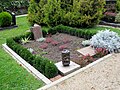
39;53;120;90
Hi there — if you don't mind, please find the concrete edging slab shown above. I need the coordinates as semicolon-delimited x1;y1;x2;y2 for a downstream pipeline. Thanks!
2;44;52;85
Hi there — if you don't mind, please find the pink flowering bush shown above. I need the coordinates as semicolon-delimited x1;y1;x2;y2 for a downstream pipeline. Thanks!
95;48;108;57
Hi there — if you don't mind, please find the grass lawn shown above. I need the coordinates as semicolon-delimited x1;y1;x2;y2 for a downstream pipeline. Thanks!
1;16;120;90
0;16;44;90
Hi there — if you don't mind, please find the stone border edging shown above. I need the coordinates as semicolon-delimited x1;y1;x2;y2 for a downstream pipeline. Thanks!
16;14;28;18
38;53;113;90
2;44;52;85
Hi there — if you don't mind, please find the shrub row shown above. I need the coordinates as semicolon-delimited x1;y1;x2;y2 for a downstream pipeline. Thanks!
6;34;58;79
47;25;97;39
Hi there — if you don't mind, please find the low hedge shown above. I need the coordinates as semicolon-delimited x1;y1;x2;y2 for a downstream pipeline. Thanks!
6;32;58;79
48;25;97;39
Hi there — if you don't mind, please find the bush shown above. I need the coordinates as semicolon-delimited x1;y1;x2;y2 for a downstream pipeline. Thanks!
116;0;120;11
48;25;96;39
115;12;120;23
0;12;12;27
6;33;58;78
28;0;105;27
90;30;120;53
45;61;58;79
103;12;116;23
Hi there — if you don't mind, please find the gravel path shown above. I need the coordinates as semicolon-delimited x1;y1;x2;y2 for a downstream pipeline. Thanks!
39;53;120;90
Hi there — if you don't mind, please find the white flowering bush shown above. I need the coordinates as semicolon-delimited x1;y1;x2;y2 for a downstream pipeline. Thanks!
90;29;120;53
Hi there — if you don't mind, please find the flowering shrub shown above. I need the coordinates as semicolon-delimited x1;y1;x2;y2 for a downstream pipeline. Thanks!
90;30;120;53
51;41;59;46
40;43;48;49
45;37;53;43
95;48;108;57
81;54;94;63
59;44;68;51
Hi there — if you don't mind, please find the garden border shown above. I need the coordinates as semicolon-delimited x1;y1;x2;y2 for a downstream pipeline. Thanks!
2;43;52;85
37;53;113;90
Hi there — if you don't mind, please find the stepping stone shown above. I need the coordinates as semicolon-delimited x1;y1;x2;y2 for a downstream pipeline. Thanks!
55;61;80;76
77;46;96;56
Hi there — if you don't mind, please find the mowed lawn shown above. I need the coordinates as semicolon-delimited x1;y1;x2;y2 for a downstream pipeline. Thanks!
0;16;44;90
0;16;120;90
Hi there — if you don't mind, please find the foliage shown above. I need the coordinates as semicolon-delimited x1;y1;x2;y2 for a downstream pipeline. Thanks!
115;12;120;22
59;44;68;51
103;12;116;22
95;48;108;58
28;0;105;27
0;12;12;27
116;0;120;11
0;0;29;14
47;25;96;39
51;40;59;46
0;16;44;89
45;61;58;79
21;36;30;44
81;54;94;63
45;37;53;43
90;30;120;53
6;33;58;78
82;40;91;46
40;43;48;49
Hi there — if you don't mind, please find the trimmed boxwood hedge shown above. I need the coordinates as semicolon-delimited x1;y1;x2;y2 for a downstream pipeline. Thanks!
6;32;58;79
47;25;97;39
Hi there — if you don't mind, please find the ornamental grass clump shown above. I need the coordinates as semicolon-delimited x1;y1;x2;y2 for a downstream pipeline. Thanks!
90;30;120;53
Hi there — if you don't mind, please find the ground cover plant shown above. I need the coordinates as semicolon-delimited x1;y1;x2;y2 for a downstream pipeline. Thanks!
0;16;44;90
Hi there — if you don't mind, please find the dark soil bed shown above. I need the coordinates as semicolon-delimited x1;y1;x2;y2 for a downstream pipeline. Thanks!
22;33;85;63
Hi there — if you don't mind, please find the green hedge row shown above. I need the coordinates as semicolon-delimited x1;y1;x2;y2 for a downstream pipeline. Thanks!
6;33;58;79
47;25;97;39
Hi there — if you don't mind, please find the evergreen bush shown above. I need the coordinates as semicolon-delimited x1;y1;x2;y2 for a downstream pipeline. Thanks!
28;0;105;27
45;61;58;79
0;12;12;27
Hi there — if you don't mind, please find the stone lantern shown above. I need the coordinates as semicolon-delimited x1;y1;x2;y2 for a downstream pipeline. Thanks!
62;49;70;66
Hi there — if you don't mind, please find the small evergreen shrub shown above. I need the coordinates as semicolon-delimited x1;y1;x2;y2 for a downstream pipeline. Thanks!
90;30;120;53
45;61;58;79
0;12;12;27
115;12;120;23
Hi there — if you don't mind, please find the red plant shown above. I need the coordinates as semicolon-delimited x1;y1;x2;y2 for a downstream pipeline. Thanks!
45;37;53;43
62;38;71;44
104;12;116;17
40;43;48;49
59;44;68;51
51;41;59;46
95;48;108;57
81;54;94;63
